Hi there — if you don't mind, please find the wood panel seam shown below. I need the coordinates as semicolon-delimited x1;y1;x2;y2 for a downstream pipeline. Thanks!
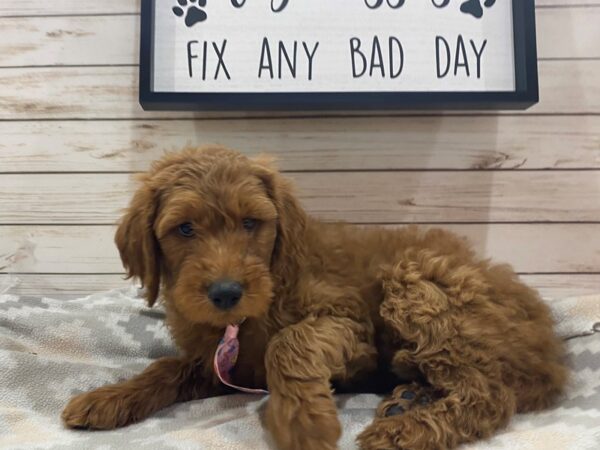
1;4;597;19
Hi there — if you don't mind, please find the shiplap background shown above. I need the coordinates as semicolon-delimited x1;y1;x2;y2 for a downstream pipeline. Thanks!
0;0;599;300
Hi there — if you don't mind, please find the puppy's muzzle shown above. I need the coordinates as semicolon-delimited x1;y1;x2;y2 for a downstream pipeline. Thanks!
207;279;243;310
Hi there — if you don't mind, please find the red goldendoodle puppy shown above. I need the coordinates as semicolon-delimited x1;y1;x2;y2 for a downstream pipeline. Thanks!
62;146;567;450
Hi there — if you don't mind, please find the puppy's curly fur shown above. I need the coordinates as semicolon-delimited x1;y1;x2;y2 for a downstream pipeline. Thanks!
62;147;568;450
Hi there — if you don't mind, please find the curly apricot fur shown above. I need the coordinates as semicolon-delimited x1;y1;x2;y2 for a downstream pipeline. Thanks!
63;146;568;450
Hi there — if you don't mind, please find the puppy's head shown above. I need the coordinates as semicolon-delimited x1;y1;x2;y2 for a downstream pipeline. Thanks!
115;146;305;327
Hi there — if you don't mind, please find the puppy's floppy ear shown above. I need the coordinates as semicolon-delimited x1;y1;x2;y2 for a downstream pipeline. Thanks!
114;179;161;307
251;156;307;283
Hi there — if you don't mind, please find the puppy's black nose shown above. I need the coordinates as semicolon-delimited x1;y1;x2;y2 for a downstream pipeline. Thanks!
207;279;243;310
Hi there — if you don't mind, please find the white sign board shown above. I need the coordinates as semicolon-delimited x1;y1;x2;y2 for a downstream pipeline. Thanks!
140;0;538;110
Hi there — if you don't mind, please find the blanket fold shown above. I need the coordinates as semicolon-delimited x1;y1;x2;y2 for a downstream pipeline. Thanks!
1;278;599;449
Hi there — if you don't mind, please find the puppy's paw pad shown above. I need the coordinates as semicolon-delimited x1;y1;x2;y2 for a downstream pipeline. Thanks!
377;385;438;418
384;404;406;417
417;394;432;405
400;390;416;400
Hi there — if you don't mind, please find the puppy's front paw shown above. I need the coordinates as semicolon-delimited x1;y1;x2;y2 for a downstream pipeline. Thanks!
266;388;341;450
62;387;137;430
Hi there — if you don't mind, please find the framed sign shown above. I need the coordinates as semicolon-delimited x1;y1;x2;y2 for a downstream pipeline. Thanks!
140;0;538;111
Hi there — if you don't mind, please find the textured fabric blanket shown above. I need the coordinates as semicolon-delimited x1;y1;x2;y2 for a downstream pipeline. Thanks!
1;277;599;449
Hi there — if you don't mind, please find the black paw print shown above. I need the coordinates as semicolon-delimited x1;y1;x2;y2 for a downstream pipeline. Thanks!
460;0;496;19
172;0;207;27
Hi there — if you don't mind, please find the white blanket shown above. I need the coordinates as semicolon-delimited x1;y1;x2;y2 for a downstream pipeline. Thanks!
1;278;599;449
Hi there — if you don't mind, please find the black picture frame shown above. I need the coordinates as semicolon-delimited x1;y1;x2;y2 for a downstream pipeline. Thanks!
139;0;538;111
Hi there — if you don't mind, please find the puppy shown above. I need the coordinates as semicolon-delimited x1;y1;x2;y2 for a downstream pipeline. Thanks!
62;146;567;450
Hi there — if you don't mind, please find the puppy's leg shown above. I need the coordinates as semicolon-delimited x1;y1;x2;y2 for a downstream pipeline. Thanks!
62;357;221;429
265;316;377;450
359;372;514;450
359;251;520;449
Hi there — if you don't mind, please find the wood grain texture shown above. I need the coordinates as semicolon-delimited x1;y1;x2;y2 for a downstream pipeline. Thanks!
537;1;600;5
1;171;599;224
536;6;600;59
0;0;597;303
2;274;598;301
1;224;598;274
2;116;599;172
519;275;600;300
0;0;595;17
0;275;134;299
0;60;599;119
1;7;597;67
0;16;139;67
0;0;141;16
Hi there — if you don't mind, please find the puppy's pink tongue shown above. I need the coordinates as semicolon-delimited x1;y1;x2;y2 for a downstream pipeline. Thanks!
213;324;269;395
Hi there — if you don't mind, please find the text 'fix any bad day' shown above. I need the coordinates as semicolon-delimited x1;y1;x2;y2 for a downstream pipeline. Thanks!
186;35;488;82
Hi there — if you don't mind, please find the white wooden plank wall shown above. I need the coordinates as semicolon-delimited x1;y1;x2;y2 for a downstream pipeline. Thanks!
0;1;599;300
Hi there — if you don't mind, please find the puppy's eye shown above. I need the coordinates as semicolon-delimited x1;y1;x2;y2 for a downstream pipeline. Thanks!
178;223;195;237
242;218;258;232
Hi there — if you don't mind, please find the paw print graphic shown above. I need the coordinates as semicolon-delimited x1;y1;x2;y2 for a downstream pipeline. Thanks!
172;0;208;27
460;0;496;19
